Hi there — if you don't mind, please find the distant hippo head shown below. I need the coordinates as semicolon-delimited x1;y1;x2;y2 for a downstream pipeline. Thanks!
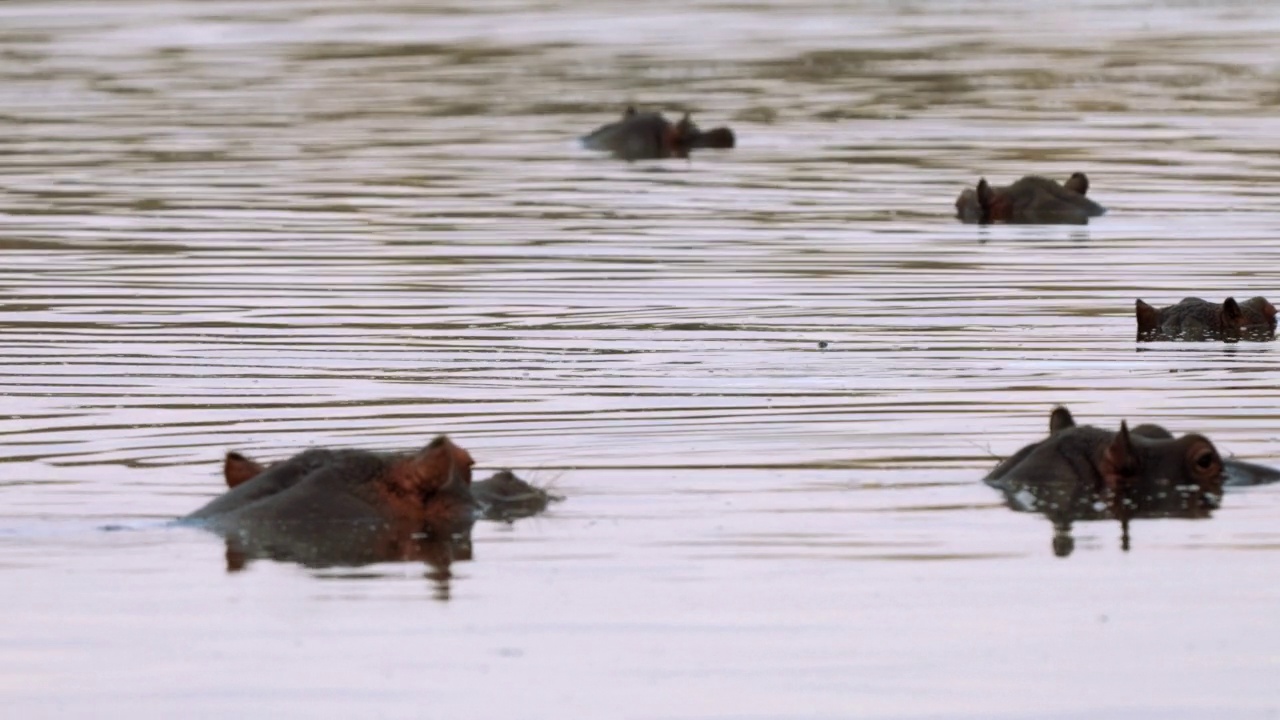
581;106;736;160
1135;297;1247;342
955;173;1105;225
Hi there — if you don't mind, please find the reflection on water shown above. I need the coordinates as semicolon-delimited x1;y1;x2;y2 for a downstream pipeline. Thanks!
3;0;1280;717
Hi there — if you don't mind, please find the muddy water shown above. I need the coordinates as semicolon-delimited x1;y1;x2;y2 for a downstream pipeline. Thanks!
3;0;1280;717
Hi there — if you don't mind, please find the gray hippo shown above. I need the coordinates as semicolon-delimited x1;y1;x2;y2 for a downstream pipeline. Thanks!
580;106;735;161
984;407;1280;556
184;436;561;595
955;173;1106;225
1135;296;1276;342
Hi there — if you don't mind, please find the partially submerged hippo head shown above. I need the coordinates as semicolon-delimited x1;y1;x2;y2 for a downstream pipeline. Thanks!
987;406;1225;507
217;445;559;524
187;436;560;594
580;106;736;161
1135;296;1246;342
984;407;1232;556
189;435;476;532
955;173;1106;225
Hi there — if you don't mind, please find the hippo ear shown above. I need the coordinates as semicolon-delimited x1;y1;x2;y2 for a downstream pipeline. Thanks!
1223;297;1245;328
624;105;637;117
223;451;265;488
399;435;475;494
1064;172;1089;196
1049;406;1076;434
1101;421;1139;493
1135;299;1160;335
976;179;995;214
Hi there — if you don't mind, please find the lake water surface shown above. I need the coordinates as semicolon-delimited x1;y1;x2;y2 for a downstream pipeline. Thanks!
3;1;1280;717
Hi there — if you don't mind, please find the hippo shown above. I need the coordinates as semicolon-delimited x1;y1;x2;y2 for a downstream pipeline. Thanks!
219;444;559;522
983;406;1280;556
580;106;736;161
185;436;561;595
1135;295;1276;342
955;172;1106;225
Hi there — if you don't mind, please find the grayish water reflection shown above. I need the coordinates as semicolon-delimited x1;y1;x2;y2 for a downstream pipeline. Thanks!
3;0;1280;717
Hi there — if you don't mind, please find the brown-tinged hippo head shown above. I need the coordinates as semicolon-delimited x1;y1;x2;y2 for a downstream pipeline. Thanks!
217;449;559;523
955;173;1106;225
188;438;562;591
185;437;478;584
983;406;1230;556
580;107;735;161
1135;296;1247;342
188;435;475;530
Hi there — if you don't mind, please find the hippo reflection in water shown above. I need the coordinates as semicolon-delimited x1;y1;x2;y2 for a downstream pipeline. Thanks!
983;407;1280;557
580;106;736;161
1135;296;1277;342
955;173;1106;225
185;436;561;598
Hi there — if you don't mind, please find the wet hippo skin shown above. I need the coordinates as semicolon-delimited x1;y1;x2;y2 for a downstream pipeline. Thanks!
184;436;561;589
580;106;736;161
1135;295;1276;342
955;172;1106;225
217;444;559;523
983;406;1280;556
188;436;476;530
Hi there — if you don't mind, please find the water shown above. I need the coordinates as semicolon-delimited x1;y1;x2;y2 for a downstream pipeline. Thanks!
3;0;1280;717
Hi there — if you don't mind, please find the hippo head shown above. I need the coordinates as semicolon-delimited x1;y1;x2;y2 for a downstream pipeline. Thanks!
1100;421;1225;511
986;406;1238;555
188;436;479;583
189;435;476;530
1136;296;1246;341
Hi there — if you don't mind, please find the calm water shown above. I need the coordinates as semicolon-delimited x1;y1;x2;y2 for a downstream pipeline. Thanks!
3;0;1280;717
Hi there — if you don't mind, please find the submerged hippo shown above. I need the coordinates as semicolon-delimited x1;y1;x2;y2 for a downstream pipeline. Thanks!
1135;296;1276;342
218;443;559;522
580;106;736;161
186;436;561;594
955;173;1106;225
984;406;1280;556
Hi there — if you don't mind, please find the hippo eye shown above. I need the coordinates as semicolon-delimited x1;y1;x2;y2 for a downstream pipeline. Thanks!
1188;445;1221;479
